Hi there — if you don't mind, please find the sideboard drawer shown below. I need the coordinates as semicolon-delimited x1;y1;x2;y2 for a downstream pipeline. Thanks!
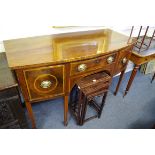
70;53;117;76
23;65;64;101
114;46;132;74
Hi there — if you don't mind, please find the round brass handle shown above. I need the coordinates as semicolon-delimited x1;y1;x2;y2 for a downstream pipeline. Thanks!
107;56;114;64
122;57;127;64
77;64;87;72
40;80;52;89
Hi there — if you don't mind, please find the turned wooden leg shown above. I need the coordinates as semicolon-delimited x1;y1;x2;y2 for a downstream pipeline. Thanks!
151;73;155;83
25;101;36;128
64;95;69;126
114;69;126;96
124;64;140;97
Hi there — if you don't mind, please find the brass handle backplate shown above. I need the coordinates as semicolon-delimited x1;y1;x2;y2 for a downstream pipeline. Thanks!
77;64;87;72
107;56;114;64
40;80;52;89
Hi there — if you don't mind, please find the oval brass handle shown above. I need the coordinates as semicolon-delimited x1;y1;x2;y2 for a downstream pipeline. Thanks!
77;64;87;72
107;56;114;64
40;80;52;89
122;57;127;64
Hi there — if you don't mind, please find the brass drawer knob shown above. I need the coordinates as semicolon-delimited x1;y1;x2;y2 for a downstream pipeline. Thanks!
40;80;52;89
107;56;114;64
77;64;87;72
122;57;127;64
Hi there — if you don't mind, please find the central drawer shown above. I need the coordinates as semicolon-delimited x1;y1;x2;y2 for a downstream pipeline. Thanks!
70;53;117;76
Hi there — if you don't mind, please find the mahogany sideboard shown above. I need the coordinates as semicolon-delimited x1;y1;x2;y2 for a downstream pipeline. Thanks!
4;29;135;128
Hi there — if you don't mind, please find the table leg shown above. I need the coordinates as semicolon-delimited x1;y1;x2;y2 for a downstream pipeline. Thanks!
15;69;36;128
123;64;140;97
25;101;36;128
114;69;126;96
64;95;69;126
151;73;155;83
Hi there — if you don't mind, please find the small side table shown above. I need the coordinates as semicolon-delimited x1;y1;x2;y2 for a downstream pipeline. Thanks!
70;72;111;125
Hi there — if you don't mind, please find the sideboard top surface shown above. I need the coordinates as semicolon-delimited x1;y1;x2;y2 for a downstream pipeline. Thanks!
4;29;134;69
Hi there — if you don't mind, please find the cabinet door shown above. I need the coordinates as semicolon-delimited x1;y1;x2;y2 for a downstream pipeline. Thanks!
24;65;65;101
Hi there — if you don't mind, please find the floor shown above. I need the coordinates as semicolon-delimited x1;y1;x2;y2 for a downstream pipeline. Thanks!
25;71;155;129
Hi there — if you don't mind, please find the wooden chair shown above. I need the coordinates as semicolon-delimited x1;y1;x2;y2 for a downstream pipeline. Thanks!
129;26;155;53
69;72;111;125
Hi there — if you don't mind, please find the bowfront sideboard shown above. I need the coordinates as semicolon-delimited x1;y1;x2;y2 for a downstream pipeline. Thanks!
4;29;135;128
